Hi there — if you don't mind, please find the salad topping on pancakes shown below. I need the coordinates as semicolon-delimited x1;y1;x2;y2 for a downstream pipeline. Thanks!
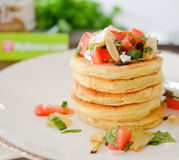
74;25;161;64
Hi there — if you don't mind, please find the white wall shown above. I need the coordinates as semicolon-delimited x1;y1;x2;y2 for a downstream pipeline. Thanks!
96;0;179;44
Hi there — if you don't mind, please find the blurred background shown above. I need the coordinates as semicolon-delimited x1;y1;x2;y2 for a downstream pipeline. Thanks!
0;0;179;69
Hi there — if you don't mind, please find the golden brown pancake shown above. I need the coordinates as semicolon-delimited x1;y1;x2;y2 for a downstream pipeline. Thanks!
78;103;165;130
73;81;163;106
71;92;161;122
70;56;163;80
74;71;164;93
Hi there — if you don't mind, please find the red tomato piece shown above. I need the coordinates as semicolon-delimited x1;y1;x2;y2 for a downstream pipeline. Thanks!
108;126;132;150
34;104;74;116
131;28;144;44
91;46;103;64
100;49;112;61
108;25;120;33
78;32;96;56
108;25;132;40
121;36;134;51
59;107;75;114
166;97;179;110
131;28;143;38
114;32;132;40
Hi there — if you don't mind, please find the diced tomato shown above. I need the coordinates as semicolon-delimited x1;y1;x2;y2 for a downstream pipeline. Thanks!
78;32;96;56
131;28;144;44
59;107;75;114
91;46;103;64
100;49;112;61
108;25;120;33
108;25;132;40
131;28;143;38
121;36;135;51
166;97;179;110
34;104;74;116
108;126;132;150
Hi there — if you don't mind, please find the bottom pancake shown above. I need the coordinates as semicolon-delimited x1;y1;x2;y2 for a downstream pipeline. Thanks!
78;103;165;130
71;93;161;121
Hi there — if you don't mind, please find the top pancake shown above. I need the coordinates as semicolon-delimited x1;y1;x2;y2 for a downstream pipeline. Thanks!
70;56;163;80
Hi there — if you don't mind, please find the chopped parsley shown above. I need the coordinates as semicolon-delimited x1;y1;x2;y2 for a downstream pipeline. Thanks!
61;129;82;134
114;40;122;47
144;46;153;53
74;46;81;56
137;35;147;40
127;49;142;60
118;48;122;55
104;125;119;148
148;131;176;145
49;115;67;131
61;101;68;108
136;41;144;50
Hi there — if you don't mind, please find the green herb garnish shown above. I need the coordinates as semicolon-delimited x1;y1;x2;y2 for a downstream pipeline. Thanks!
61;129;82;134
114;40;122;47
136;41;144;50
127;49;142;60
148;131;176;145
123;142;133;152
144;46;153;53
137;35;146;40
61;101;68;108
104;125;119;148
118;48;122;55
74;46;81;56
49;115;67;131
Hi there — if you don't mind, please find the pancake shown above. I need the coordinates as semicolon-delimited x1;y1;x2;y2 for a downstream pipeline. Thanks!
71;92;161;122
70;56;163;80
78;103;165;130
74;71;164;93
73;81;163;106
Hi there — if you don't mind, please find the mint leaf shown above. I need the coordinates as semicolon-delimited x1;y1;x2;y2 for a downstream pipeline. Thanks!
137;35;146;40
148;131;176;145
74;46;81;56
123;142;133;152
104;125;119;148
61;101;68;108
144;47;153;53
127;49;142;60
118;48;122;55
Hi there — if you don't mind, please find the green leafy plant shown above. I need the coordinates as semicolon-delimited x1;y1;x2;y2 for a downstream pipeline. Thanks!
35;0;124;32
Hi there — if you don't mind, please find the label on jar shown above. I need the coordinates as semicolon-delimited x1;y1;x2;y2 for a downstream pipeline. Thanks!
0;0;35;32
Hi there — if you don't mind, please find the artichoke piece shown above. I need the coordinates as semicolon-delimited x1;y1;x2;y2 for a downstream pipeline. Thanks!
143;36;158;59
130;129;155;152
90;131;104;153
46;112;72;128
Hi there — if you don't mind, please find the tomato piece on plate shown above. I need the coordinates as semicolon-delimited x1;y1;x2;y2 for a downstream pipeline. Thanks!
78;32;96;56
108;126;132;150
166;97;179;110
100;49;112;61
59;107;75;114
91;46;103;64
34;104;74;116
34;104;58;116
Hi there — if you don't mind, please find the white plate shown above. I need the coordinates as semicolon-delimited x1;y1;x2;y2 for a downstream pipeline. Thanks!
0;50;179;160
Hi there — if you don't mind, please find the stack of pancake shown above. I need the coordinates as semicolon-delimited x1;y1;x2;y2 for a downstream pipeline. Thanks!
70;56;165;130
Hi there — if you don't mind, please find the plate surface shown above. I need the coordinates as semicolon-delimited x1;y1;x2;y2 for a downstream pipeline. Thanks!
0;50;179;160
